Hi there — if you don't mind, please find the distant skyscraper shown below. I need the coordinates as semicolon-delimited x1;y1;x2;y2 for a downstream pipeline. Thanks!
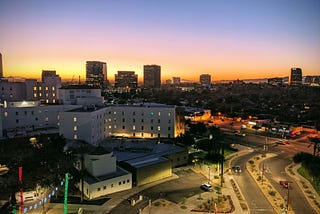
200;74;211;86
0;53;3;78
86;61;107;88
143;65;161;88
114;71;138;89
290;68;302;85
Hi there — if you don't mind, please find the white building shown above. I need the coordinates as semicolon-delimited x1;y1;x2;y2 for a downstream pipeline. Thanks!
0;71;61;104
78;147;132;199
59;103;185;145
0;101;80;138
59;85;103;106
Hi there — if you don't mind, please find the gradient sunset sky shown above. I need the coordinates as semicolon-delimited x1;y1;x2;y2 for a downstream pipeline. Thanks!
1;0;319;82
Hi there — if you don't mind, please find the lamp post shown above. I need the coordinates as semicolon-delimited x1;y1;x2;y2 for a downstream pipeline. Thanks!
208;166;210;184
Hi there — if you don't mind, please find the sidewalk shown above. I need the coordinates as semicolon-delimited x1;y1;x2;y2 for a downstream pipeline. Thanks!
139;144;252;214
286;163;320;213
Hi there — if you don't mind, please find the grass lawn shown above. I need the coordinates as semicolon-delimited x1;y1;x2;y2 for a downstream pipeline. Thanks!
297;166;320;195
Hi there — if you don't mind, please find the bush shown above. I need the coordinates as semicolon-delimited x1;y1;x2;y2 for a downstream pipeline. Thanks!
293;152;313;163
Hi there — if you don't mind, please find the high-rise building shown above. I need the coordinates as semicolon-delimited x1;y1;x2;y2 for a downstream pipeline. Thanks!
114;71;138;89
290;68;302;85
143;65;161;88
199;74;211;86
0;53;3;78
86;61;107;88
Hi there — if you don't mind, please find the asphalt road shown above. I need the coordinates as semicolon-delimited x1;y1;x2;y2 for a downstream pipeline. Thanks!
231;152;274;214
264;155;318;214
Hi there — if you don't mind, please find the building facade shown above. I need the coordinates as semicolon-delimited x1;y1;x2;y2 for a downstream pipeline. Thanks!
199;74;211;86
114;71;138;89
86;61;107;88
0;71;61;104
59;103;185;145
59;85;103;106
143;65;161;88
77;148;132;199
290;68;302;85
0;101;80;138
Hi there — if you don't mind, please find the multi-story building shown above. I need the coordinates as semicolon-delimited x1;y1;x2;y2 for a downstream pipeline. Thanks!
0;71;61;104
305;76;320;86
0;53;3;78
290;68;302;85
59;103;185;145
59;84;103;106
76;147;132;199
86;61;107;88
114;71;138;89
0;100;80;138
268;77;283;86
199;74;211;86
172;77;180;85
143;65;161;88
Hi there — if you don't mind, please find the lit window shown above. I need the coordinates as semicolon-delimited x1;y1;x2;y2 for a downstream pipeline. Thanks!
39;93;42;97
45;117;49;122
73;135;77;139
158;112;161;116
53;93;55;97
53;99;56;103
34;93;37;98
46;93;48;97
114;111;117;114
73;126;77;131
39;86;42;90
52;86;55;91
45;87;48;91
150;111;154;116
168;112;171;116
108;125;111;129
133;125;135;130
158;126;161;131
46;99;49;103
33;86;37;90
73;117;77;122
4;112;8;117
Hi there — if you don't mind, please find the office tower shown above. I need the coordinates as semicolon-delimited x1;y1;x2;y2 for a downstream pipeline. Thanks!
143;64;161;88
86;61;107;88
200;74;211;86
290;68;302;85
0;53;3;78
114;71;138;89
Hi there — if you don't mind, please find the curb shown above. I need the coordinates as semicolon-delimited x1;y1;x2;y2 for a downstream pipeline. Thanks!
286;163;320;213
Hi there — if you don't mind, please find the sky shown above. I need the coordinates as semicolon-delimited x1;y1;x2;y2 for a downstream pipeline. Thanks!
0;0;320;82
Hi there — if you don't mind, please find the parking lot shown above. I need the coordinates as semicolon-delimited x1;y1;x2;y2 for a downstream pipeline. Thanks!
109;168;207;214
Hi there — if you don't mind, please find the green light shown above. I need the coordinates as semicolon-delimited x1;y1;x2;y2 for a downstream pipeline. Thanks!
64;173;69;214
11;205;16;214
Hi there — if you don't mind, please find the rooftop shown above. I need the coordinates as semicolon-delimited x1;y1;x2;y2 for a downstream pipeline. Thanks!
84;166;130;185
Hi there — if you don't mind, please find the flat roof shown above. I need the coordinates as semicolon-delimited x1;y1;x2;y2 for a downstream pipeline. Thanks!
124;155;170;169
67;105;105;112
84;166;130;185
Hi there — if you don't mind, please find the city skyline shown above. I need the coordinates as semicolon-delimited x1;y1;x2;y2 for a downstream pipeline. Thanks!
1;0;320;81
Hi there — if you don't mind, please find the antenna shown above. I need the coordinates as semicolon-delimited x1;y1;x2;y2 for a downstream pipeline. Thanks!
78;75;80;84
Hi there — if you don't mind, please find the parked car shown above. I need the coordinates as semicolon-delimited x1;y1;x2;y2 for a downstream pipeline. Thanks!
232;165;242;173
200;183;213;191
275;140;289;145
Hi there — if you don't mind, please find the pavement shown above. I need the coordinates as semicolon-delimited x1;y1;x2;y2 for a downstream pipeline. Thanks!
27;144;320;214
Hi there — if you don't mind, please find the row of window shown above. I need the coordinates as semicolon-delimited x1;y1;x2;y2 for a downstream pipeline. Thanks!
96;179;130;192
33;86;56;91
107;111;172;117
33;93;56;98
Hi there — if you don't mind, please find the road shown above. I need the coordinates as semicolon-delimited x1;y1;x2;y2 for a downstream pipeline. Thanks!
230;152;274;213
264;155;318;214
